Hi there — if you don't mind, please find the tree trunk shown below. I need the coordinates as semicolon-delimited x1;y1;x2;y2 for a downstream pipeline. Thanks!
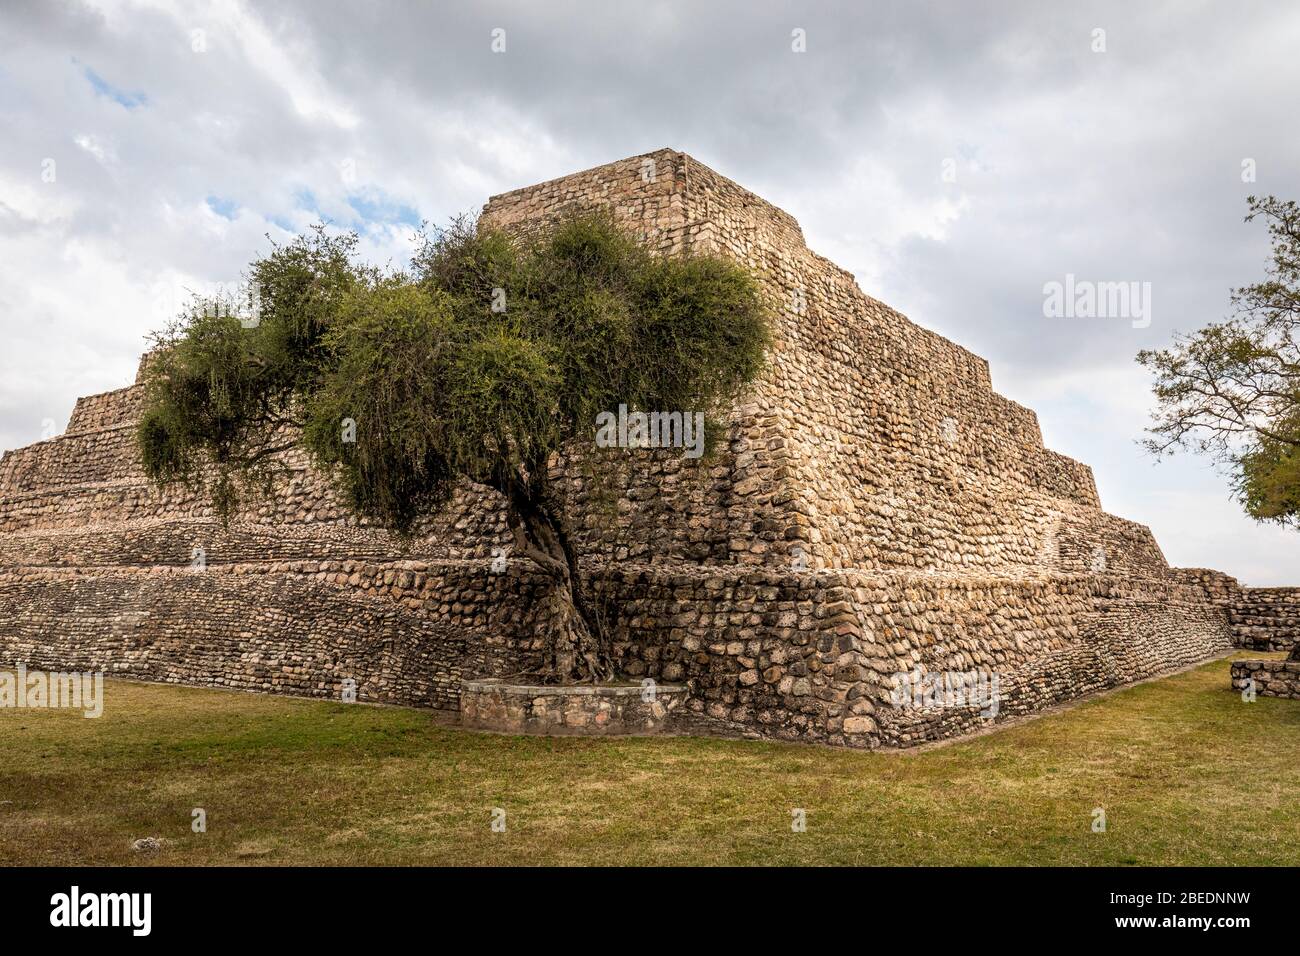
503;480;614;684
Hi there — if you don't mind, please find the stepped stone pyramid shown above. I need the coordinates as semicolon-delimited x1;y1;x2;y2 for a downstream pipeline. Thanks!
0;149;1239;746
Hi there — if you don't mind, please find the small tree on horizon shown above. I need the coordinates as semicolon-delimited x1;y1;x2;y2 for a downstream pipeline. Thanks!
1139;196;1300;532
137;214;771;683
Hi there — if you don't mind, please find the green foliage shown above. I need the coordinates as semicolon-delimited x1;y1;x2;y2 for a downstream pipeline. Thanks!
138;213;771;535
1139;195;1300;527
137;227;364;513
1238;413;1300;524
302;279;462;531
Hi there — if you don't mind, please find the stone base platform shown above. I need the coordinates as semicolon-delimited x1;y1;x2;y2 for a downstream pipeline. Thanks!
1231;658;1300;699
460;679;688;735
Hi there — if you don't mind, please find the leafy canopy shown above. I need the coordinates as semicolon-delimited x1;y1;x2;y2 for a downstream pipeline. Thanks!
138;214;771;532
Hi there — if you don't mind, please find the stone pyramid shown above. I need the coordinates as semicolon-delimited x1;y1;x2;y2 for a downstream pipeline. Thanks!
0;149;1233;746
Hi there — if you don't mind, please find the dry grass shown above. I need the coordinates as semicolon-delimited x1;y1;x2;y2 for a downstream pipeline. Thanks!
1;653;1296;866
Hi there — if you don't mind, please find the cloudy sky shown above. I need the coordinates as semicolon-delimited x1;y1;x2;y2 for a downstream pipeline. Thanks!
2;0;1298;583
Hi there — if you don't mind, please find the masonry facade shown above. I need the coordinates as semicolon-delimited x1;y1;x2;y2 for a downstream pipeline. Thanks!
0;149;1292;746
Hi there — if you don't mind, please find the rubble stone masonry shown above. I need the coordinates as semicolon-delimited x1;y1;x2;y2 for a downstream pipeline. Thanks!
1230;658;1300;701
1;149;1293;746
1169;568;1300;652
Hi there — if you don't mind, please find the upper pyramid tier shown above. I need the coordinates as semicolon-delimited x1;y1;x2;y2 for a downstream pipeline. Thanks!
482;148;1170;578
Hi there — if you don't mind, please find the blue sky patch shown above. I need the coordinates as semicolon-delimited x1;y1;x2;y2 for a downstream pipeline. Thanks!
205;196;238;220
346;189;421;228
293;188;321;217
81;65;147;110
286;186;421;231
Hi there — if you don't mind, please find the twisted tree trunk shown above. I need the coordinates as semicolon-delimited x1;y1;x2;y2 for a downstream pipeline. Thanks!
498;468;614;683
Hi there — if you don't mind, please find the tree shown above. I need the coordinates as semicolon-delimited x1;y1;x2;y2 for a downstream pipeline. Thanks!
137;214;770;682
1138;196;1300;528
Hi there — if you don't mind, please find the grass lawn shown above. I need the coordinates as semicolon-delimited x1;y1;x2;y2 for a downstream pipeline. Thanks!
1;652;1297;866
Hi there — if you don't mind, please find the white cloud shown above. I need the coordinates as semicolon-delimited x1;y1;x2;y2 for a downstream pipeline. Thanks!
74;133;115;164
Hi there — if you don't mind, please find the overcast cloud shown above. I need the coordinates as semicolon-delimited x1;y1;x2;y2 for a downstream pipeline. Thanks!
2;0;1297;582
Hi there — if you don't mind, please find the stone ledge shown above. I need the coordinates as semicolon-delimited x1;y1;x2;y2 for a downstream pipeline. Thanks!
460;678;688;736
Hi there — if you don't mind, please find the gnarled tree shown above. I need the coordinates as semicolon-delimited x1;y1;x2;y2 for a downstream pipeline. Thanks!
137;215;770;682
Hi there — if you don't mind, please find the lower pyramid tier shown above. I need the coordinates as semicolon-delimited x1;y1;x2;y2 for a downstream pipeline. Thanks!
0;549;1230;747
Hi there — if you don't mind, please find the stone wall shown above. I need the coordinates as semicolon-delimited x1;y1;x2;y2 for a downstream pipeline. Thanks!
0;561;531;709
1168;568;1299;652
1168;567;1245;606
1227;588;1300;652
1230;659;1300;700
460;679;688;735
0;556;1235;747
0;148;1278;748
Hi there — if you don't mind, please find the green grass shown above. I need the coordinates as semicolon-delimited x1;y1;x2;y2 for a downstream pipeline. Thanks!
1;653;1297;866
